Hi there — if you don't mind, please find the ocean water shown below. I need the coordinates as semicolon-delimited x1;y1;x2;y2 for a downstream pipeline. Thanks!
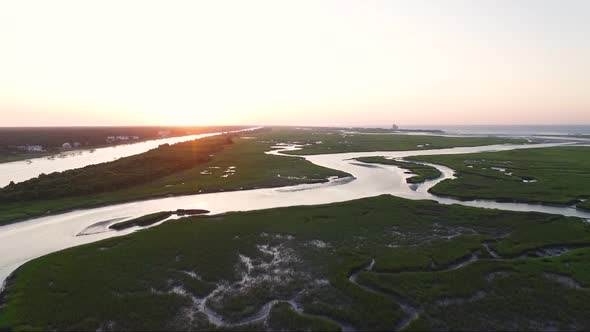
403;125;590;136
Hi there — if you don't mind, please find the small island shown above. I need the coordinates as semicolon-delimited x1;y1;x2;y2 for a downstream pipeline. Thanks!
109;209;210;231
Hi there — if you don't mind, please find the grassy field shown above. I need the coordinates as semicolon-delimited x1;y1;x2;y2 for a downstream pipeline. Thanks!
355;156;442;183
268;128;527;155
1;135;235;203
0;152;54;164
408;146;590;209
0;126;246;164
358;248;590;331
109;212;174;230
110;210;209;230
0;129;348;225
0;128;526;225
2;195;589;330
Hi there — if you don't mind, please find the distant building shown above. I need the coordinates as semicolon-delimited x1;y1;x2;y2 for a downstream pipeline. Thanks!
73;142;82;148
62;142;72;149
116;136;129;141
18;145;44;152
106;136;116;143
158;130;171;137
131;136;140;140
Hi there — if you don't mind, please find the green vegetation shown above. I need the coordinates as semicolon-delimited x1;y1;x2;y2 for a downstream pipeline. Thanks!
409;146;590;209
356;156;442;183
2;195;590;330
1;135;234;203
0;126;244;162
0;127;527;225
109;212;174;230
358;249;590;330
266;303;341;331
266;128;526;155
346;128;444;135
109;210;209;230
0;152;54;164
0;128;349;225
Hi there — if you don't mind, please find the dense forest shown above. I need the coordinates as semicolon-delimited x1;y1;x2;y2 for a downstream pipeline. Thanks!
0;135;234;202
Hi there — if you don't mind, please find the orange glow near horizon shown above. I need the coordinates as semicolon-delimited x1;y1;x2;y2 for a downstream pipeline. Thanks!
1;0;589;127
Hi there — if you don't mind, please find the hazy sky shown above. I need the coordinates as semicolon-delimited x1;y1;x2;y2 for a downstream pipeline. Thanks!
1;0;589;127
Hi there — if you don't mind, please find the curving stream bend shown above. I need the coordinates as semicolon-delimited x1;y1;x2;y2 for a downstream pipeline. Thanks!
1;140;590;328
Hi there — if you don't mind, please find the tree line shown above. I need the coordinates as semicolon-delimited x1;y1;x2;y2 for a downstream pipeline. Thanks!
0;135;234;203
0;126;243;151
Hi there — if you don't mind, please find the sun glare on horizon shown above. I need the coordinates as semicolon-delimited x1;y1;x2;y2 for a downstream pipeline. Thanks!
0;0;589;127
3;2;590;331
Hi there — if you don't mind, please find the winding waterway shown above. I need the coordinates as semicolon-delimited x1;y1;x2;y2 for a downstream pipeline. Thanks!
0;127;260;188
1;140;590;291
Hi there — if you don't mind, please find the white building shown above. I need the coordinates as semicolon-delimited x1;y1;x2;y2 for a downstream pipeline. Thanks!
158;130;171;137
24;145;44;152
62;142;72;149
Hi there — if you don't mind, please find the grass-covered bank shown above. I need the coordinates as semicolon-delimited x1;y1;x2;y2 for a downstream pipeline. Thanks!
409;146;590;209
355;156;442;183
1;135;234;203
0;126;247;164
2;195;590;330
268;128;527;155
0;152;55;164
108;209;209;231
0;129;349;225
0;128;527;225
358;249;590;331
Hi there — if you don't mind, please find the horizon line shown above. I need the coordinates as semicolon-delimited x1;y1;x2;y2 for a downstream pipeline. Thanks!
1;123;590;129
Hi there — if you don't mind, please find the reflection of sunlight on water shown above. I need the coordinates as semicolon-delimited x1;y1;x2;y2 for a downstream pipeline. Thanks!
0;127;260;188
275;176;355;192
76;217;129;236
1;141;589;288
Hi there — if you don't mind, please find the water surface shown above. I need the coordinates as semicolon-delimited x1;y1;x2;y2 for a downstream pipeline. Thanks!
0;127;259;187
1;141;589;288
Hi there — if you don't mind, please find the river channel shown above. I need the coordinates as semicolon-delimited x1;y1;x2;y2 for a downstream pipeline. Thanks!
0;127;260;188
1;140;589;289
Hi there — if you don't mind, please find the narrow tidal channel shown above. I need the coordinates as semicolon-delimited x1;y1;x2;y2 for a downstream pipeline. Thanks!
1;141;589;291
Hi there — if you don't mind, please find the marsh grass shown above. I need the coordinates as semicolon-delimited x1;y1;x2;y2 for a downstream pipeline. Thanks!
355;156;442;183
0;129;348;225
267;129;527;155
2;195;590;330
409;146;590;209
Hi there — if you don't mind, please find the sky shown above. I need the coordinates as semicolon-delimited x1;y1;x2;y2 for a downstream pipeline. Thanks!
0;0;589;127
